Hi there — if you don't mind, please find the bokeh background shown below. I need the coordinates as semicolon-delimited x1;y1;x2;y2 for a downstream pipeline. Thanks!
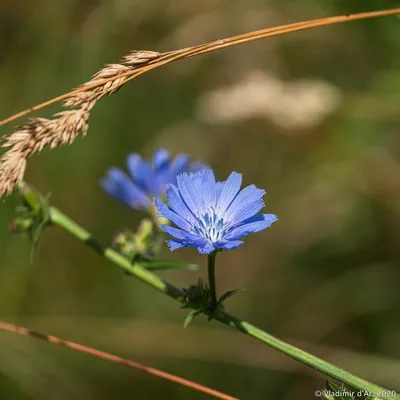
0;1;399;399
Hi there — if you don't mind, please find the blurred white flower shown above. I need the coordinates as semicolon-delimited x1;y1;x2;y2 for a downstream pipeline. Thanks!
196;71;342;131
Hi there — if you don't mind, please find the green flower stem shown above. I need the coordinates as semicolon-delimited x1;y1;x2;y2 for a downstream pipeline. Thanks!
216;311;393;398
208;251;218;309
16;182;399;400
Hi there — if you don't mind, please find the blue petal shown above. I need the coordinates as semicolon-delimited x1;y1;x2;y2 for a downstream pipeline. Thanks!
101;168;150;209
224;185;266;226
181;230;207;244
197;241;216;254
126;153;141;179
191;173;205;212
160;225;186;240
176;172;204;217
152;149;170;172
168;155;190;184
217;172;242;214
225;214;278;240
155;199;193;232
215;181;224;201
215;239;244;250
166;240;186;251
127;154;158;195
165;185;194;222
199;170;217;212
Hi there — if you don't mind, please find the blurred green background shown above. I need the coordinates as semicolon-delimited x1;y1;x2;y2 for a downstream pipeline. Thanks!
0;1;399;399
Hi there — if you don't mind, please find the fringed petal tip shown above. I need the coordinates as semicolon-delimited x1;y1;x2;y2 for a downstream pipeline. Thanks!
166;240;185;251
263;214;278;226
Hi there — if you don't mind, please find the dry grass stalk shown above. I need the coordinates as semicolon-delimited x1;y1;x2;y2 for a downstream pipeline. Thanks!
0;50;161;196
0;320;237;400
0;8;399;197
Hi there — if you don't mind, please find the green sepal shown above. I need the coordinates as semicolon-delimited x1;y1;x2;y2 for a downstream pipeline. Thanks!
9;217;34;234
217;288;245;305
112;220;154;261
12;183;53;262
113;219;181;266
183;309;202;328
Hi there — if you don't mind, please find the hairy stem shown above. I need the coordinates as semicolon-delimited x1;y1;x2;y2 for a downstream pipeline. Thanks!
16;182;400;399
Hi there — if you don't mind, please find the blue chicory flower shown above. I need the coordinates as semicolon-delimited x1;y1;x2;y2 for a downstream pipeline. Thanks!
155;169;278;254
101;149;207;211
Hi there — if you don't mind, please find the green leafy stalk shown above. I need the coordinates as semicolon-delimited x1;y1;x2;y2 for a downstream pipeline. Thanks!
14;182;400;400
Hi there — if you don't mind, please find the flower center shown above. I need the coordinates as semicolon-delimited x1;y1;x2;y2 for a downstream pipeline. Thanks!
192;208;226;242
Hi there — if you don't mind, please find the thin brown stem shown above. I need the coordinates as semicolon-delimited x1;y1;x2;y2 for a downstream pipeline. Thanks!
0;320;237;400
